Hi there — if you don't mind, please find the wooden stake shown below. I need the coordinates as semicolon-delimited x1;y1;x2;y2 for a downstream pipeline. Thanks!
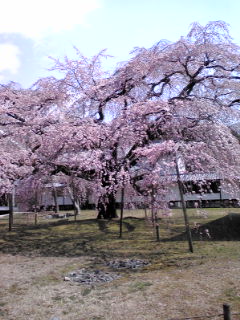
156;225;160;242
176;161;193;253
34;213;38;225
8;193;14;232
119;188;124;238
223;304;232;320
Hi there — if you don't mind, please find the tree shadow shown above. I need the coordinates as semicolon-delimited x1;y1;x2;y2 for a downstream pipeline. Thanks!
1;215;238;262
167;213;240;242
0;218;136;258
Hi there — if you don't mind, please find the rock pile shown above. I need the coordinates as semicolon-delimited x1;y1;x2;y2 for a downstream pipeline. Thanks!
64;268;120;284
107;259;149;269
64;259;150;285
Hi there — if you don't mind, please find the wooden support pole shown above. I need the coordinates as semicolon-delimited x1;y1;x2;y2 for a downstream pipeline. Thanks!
156;225;160;242
223;304;232;320
52;183;59;213
8;193;14;232
34;213;38;225
119;188;124;238
176;161;193;253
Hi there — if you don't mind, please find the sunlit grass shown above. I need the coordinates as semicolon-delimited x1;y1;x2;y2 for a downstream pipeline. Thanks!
0;208;239;268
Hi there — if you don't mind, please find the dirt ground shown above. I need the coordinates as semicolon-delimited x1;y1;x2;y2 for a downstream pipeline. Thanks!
1;253;240;320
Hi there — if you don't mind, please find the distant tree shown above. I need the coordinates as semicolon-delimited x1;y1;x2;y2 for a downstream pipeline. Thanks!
1;21;240;221
47;23;240;217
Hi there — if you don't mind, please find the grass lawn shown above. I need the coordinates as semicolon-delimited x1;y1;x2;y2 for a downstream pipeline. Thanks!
0;208;240;319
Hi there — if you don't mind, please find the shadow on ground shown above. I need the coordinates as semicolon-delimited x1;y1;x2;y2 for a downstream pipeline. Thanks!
169;213;240;241
0;214;239;261
0;219;137;258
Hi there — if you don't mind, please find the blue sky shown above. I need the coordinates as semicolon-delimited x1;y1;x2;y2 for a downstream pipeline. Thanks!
1;0;240;88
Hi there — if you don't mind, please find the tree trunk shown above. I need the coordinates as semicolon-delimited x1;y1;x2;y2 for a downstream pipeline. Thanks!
97;193;117;219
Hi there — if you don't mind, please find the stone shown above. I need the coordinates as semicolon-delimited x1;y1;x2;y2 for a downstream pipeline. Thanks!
64;269;120;284
106;259;149;269
64;276;71;281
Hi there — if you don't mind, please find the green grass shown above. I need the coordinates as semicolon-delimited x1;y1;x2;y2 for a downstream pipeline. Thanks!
1;206;239;226
128;281;153;292
0;208;240;271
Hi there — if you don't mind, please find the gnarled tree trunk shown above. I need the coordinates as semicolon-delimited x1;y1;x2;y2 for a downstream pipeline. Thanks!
97;192;117;219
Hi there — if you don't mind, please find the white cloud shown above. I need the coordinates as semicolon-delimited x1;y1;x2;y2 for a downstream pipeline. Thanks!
0;43;21;76
0;0;101;40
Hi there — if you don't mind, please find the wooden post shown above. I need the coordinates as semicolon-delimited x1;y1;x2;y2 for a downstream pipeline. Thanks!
52;183;59;213
219;185;223;207
151;191;160;242
144;205;148;219
119;188;124;238
176;161;193;253
34;213;38;225
73;199;80;221
223;304;232;320
8;193;14;232
156;225;160;242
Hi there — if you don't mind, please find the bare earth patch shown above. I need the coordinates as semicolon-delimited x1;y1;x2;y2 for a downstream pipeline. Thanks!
0;253;240;320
